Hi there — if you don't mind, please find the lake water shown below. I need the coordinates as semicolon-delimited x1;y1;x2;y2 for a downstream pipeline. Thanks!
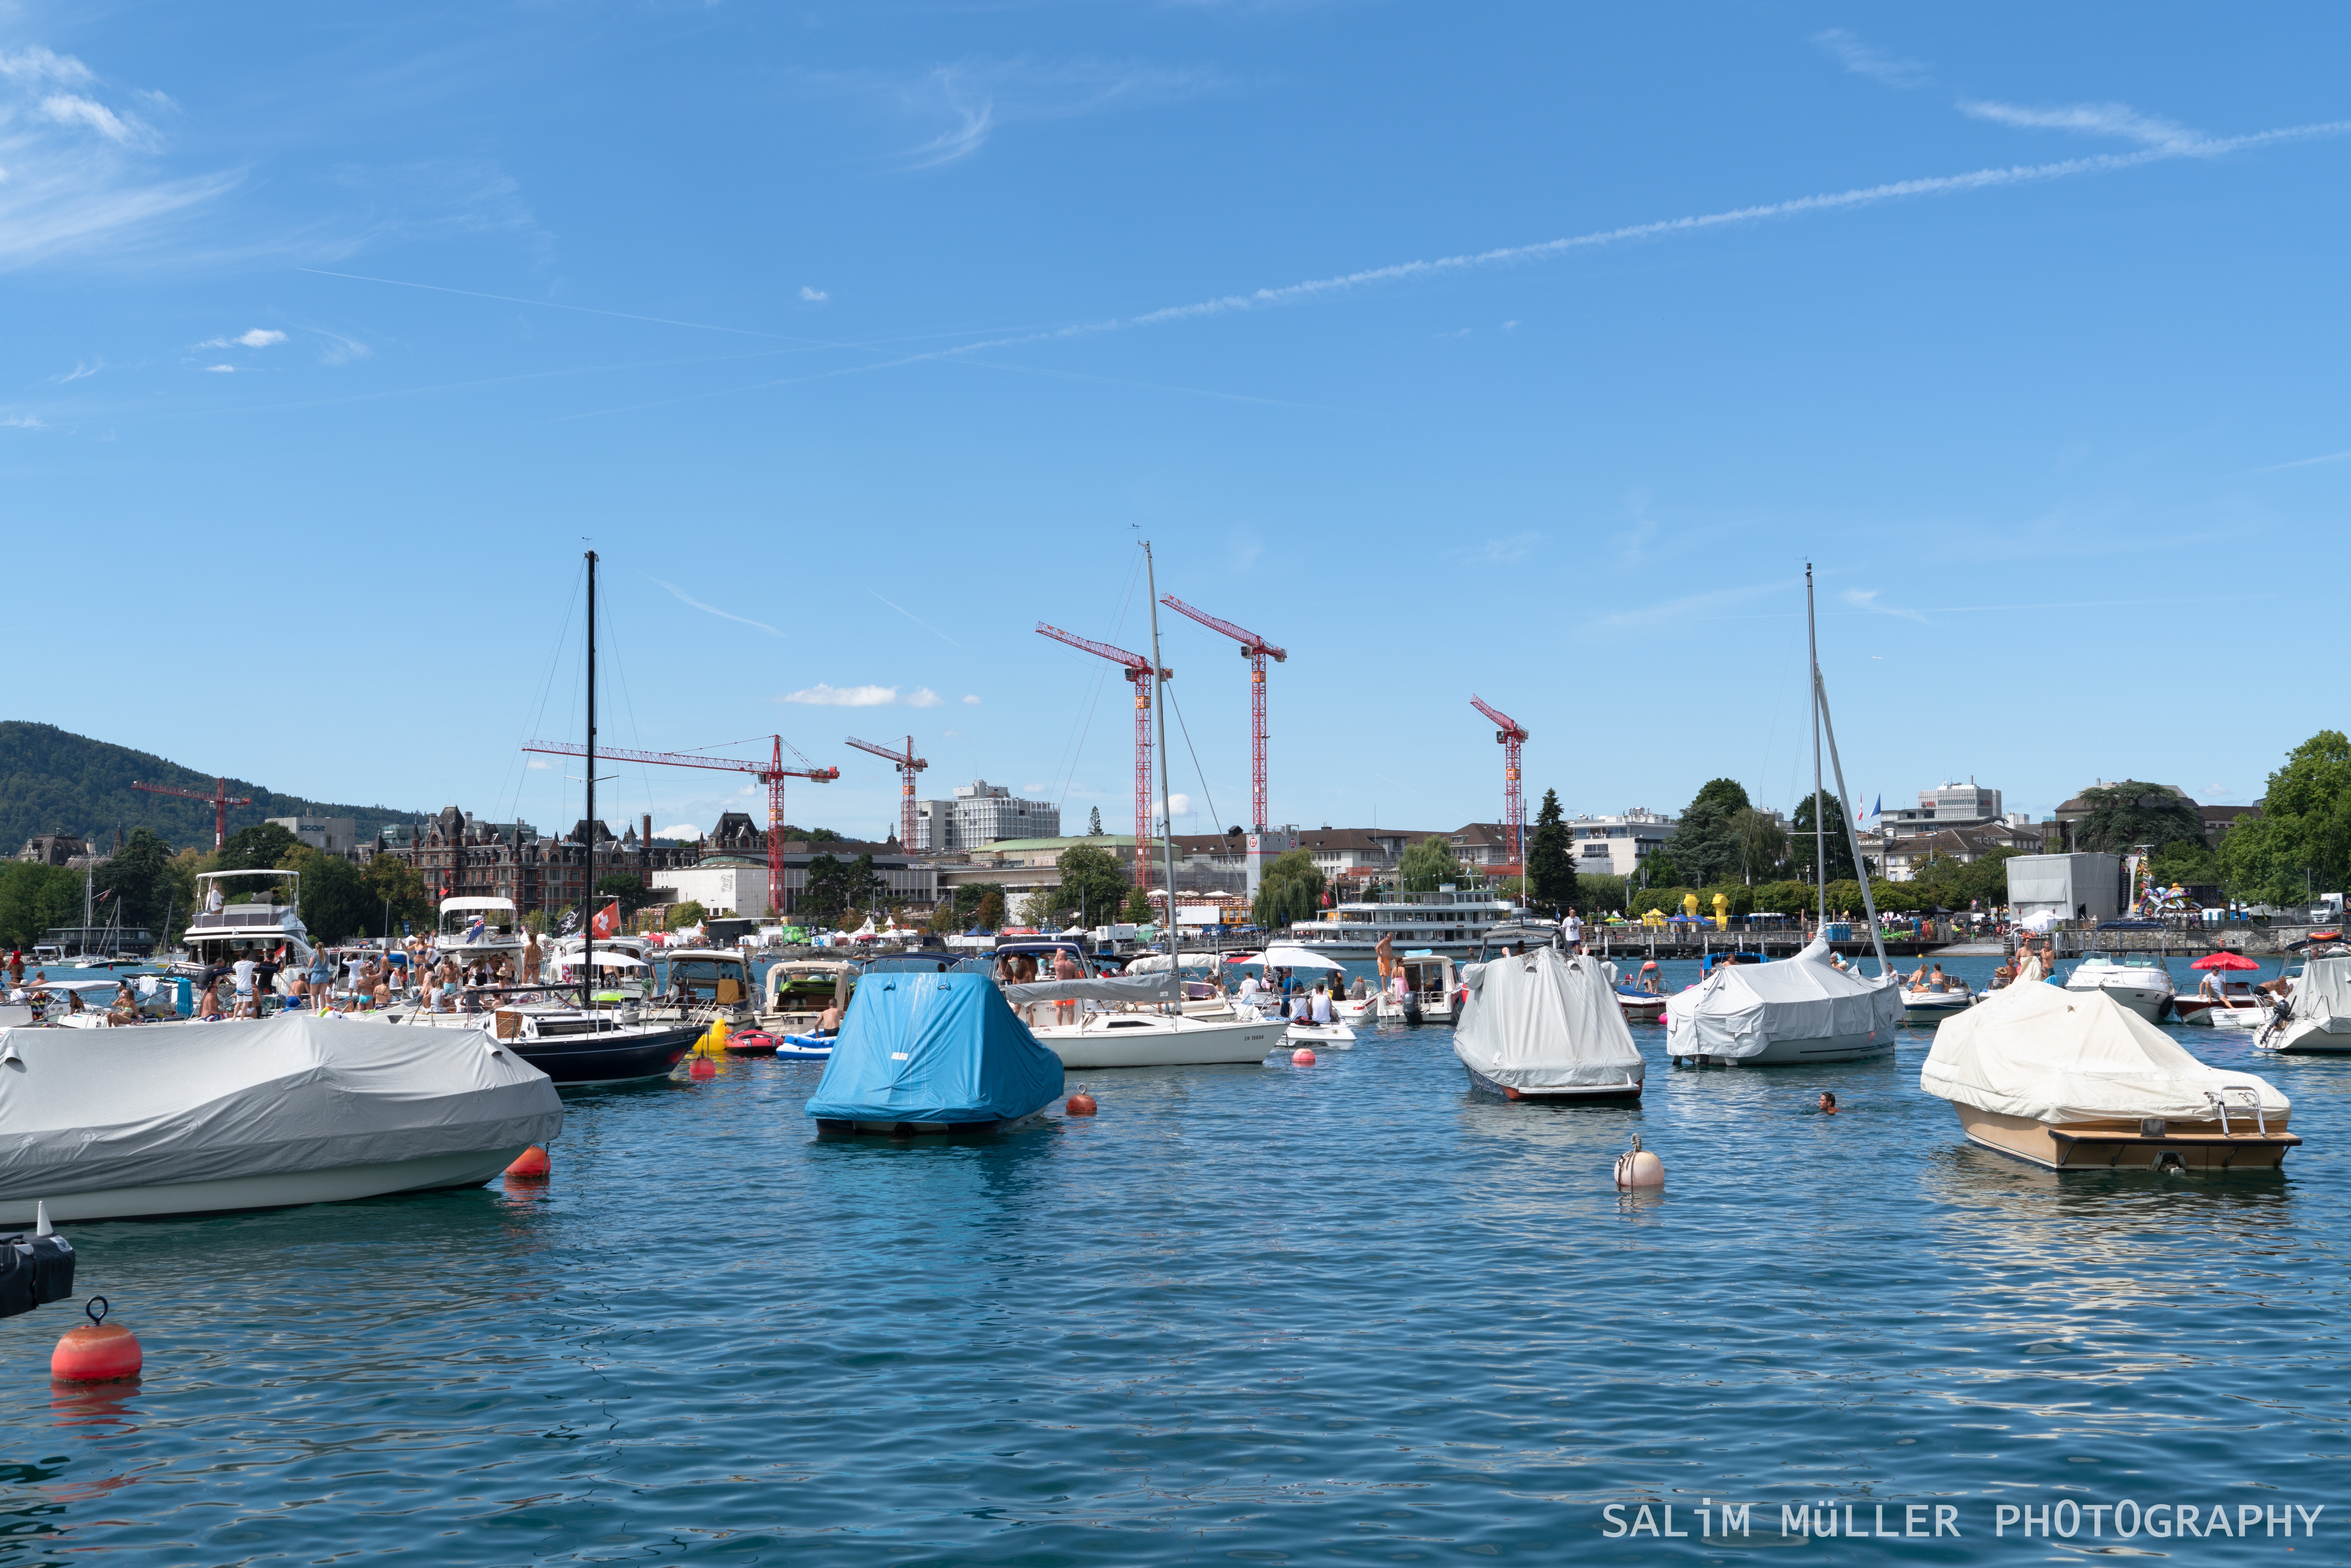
5;953;2348;1563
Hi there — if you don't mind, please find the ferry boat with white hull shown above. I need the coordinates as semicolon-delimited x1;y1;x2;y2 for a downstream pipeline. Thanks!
1282;887;1525;959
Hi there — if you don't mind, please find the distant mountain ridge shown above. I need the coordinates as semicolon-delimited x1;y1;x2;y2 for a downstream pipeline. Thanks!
0;722;422;856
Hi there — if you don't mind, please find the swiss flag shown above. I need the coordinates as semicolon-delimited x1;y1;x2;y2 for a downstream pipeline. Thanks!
590;901;621;939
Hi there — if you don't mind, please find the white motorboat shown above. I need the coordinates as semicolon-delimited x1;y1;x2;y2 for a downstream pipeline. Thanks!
1922;979;2297;1171
435;896;529;970
1900;985;1977;1026
1453;946;1643;1102
2063;953;2176;1024
0;1013;563;1224
2263;955;2351;1053
1665;936;1902;1065
175;868;318;979
1283;1018;1357;1046
1032;1009;1284;1068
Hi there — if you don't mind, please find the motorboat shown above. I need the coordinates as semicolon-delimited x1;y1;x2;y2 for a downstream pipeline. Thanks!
1284;1018;1357;1046
1369;951;1460;1024
757;958;856;1034
1900;983;1977;1026
0;1013;564;1224
435;896;529;970
646;948;758;1024
2178;979;2275;1029
1615;960;1668;1023
806;968;1063;1135
2063;953;2176;1024
1665;936;1902;1066
174;869;317;979
1921;979;2297;1171
1453;946;1643;1102
384;1002;701;1085
2263;955;2351;1053
1005;964;1281;1068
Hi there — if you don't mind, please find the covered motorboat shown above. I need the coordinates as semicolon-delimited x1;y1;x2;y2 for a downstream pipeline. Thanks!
1664;937;1901;1066
0;1014;563;1224
1922;981;2297;1171
1453;947;1643;1102
807;969;1063;1135
2264;954;2351;1052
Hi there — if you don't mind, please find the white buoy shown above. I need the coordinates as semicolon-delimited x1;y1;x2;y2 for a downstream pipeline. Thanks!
1615;1134;1665;1188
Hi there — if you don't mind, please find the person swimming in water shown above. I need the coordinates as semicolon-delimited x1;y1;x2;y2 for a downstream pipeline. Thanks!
1818;1091;1838;1115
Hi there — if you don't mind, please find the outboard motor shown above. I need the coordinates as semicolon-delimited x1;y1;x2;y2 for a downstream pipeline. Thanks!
0;1213;75;1320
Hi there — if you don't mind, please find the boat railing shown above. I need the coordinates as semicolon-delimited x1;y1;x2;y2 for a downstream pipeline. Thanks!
190;904;293;931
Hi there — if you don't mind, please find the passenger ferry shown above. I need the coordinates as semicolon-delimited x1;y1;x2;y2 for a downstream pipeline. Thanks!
1281;885;1525;958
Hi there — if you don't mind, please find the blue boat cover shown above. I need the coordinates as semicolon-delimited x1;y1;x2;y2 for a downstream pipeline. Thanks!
804;971;1063;1124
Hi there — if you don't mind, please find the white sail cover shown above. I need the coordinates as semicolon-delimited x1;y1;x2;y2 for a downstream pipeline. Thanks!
1453;948;1644;1091
0;1014;563;1204
1920;980;2288;1123
2282;955;2351;1033
1663;938;1901;1059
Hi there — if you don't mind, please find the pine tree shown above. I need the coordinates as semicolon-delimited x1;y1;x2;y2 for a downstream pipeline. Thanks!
1088;806;1103;836
1526;789;1574;912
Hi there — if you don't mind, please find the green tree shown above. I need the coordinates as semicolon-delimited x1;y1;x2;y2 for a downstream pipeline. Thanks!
0;862;85;949
1252;847;1326;929
94;826;174;935
2222;731;2351;904
362;852;435;935
667;900;707;931
975;886;1007;931
1396;836;1466;892
1639;850;1681;887
2070;781;2207;855
596;872;655;917
1120;885;1155;924
1729;807;1787;884
218;822;299;876
1055;843;1130;927
801;853;883;927
1787;791;1857;883
1672;779;1753;887
283;847;375;944
1087;806;1103;836
1525;789;1575;911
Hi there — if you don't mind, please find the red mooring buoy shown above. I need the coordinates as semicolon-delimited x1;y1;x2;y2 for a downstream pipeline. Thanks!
688;1057;717;1079
52;1299;141;1384
505;1145;550;1177
1065;1092;1098;1116
1291;1048;1317;1066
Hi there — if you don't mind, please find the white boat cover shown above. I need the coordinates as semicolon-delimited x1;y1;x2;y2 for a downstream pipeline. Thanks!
1920;980;2288;1123
2281;956;2351;1033
1003;970;1181;1006
1453;948;1645;1091
0;1014;563;1204
1253;943;1348;971
1125;952;1225;973
1663;938;1902;1059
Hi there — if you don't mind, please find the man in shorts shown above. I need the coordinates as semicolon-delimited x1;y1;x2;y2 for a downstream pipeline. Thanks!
232;953;258;1016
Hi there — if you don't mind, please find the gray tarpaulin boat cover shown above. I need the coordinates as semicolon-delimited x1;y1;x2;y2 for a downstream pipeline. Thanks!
1921;979;2287;1123
1003;970;1182;1007
1453;948;1644;1091
2282;955;2351;1034
0;1014;563;1204
1663;938;1902;1060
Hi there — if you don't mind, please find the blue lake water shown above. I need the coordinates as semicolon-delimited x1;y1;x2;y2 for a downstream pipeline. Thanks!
5;952;2348;1563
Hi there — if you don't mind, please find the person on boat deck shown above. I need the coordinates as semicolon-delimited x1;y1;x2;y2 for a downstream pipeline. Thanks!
5;949;20;985
1348;974;1369;1001
105;982;139;1026
1907;962;1929;987
232;954;258;1016
522;932;542;983
197;980;224;1020
814;999;843;1036
1237;972;1262;1011
308;949;334;1009
1388;967;1409;1001
1311;985;1334;1026
1927;963;1951;992
1564;908;1583;951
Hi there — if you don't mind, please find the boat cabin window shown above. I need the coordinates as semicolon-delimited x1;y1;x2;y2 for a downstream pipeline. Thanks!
441;910;518;939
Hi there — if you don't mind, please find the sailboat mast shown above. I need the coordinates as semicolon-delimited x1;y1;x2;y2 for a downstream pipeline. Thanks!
583;549;597;1014
1144;541;1176;955
1807;561;1824;930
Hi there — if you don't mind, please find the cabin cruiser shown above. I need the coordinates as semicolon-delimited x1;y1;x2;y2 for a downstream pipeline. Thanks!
1665;937;1901;1066
436;897;528;970
0;1013;564;1223
758;958;856;1034
1281;886;1525;958
2063;953;2176;1024
645;948;757;1024
993;941;1280;1068
807;968;1063;1135
1922;979;2297;1171
174;869;317;979
1453;946;1644;1102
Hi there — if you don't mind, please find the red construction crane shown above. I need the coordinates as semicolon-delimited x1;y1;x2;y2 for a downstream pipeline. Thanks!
1469;696;1529;869
1158;595;1285;834
843;736;928;853
520;736;837;917
1035;623;1172;884
131;777;253;849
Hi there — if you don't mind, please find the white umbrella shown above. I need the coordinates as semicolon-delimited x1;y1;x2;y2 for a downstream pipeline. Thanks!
1250;943;1349;970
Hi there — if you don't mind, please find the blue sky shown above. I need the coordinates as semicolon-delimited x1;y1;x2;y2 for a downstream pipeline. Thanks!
5;4;2346;845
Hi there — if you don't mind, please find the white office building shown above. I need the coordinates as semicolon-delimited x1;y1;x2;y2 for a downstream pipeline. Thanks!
1880;781;2005;839
912;780;1061;853
268;815;360;855
1566;808;1677;877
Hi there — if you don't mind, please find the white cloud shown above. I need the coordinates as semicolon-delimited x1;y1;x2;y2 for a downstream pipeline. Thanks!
313;330;370;365
1841;587;1929;624
38;93;135;143
651;576;781;637
235;328;284;347
962;693;982;706
1813;29;1927;89
0;47;94;87
656;823;703;840
1154;793;1194;818
814;58;1227;170
799;285;828;302
57;358;103;381
907;687;944;708
204;363;234;373
526;759;553;770
781;683;903;706
1960;98;2210;154
1;413;47;429
1460;531;1540;564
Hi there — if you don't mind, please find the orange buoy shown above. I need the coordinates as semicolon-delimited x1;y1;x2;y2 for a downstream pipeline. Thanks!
688;1056;717;1079
52;1299;141;1384
505;1145;550;1177
1065;1092;1098;1116
1291;1048;1317;1066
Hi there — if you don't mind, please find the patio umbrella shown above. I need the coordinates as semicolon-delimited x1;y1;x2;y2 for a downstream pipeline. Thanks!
2189;951;2261;970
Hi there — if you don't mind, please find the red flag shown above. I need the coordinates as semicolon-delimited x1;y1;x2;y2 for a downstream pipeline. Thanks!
590;901;621;939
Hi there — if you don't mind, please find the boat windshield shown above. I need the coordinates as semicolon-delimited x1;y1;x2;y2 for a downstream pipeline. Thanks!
440;908;518;940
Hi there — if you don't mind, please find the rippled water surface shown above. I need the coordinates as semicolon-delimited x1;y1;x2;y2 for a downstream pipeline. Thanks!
5;954;2349;1563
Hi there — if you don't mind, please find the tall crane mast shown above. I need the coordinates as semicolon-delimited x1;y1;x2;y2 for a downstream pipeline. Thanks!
131;777;253;849
843;736;928;853
1157;595;1286;834
521;736;837;920
1034;622;1172;884
1469;696;1529;869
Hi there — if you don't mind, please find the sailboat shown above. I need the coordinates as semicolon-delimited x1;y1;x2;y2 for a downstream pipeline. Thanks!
1665;565;1903;1066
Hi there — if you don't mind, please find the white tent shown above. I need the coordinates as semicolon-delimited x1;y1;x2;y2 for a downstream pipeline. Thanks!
1454;947;1644;1095
1663;938;1902;1062
1922;978;2287;1123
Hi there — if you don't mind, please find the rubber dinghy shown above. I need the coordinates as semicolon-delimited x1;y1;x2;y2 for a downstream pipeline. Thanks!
1921;981;2298;1171
806;969;1064;1136
1664;936;1902;1066
0;1013;564;1225
1453;946;1644;1102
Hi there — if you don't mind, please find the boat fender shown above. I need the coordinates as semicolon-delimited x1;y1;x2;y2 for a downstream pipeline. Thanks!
52;1297;139;1384
1065;1089;1098;1116
1291;1048;1317;1066
688;1057;717;1079
505;1145;551;1178
1615;1135;1665;1189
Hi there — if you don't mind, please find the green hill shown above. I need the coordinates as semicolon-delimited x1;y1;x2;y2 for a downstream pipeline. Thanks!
0;722;421;856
